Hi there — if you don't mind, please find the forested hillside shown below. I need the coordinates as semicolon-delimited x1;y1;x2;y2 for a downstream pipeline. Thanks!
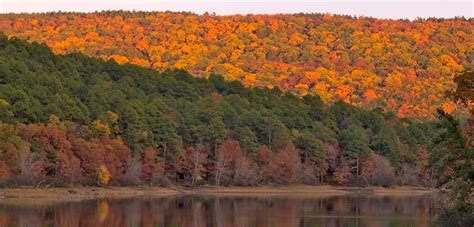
0;35;441;187
0;12;472;118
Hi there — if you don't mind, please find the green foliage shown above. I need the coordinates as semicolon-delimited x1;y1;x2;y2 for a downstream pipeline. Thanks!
432;110;474;226
0;35;439;186
371;127;401;169
294;129;324;161
433;69;474;226
338;125;371;159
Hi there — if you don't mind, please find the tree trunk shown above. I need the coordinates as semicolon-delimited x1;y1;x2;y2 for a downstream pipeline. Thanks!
215;144;219;186
192;150;199;186
356;154;360;179
268;128;272;150
162;143;167;169
215;166;220;186
320;170;323;183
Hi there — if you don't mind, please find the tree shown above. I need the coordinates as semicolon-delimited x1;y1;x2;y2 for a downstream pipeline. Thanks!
371;127;401;169
0;160;10;180
56;149;82;185
97;165;111;186
294;130;323;162
233;126;259;155
0;33;447;189
91;120;111;137
270;144;300;185
333;163;351;185
255;146;274;184
364;154;396;187
0;99;14;123
141;147;164;185
399;163;420;186
432;110;474;226
214;138;242;186
448;68;473;107
294;130;326;182
120;156;142;185
337;125;371;179
180;145;208;186
303;94;325;121
233;155;258;186
433;68;474;226
147;109;182;174
208;117;227;155
0;14;471;119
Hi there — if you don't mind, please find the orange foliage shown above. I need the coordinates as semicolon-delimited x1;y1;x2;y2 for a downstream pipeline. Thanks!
363;89;377;101
1;12;472;118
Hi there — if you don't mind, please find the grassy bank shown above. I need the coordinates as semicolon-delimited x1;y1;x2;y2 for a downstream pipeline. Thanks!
0;185;436;205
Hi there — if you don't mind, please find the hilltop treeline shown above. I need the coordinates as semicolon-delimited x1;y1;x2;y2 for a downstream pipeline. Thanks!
0;35;439;187
0;11;472;118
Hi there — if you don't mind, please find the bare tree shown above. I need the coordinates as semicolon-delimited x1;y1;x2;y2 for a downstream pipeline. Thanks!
399;163;419;186
120;156;142;185
17;142;42;184
368;154;396;187
214;139;241;186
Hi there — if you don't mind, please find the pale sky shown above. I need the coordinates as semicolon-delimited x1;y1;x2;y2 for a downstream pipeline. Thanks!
0;0;472;20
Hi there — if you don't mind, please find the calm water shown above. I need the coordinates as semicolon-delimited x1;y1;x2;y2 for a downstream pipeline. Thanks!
0;194;438;227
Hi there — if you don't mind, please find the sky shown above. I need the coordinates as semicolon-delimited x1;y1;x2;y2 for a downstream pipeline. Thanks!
0;0;472;20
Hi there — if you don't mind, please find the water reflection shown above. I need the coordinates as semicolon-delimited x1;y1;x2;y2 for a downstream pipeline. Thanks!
0;194;437;227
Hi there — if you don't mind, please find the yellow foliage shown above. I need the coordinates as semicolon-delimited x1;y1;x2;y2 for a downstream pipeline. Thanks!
440;55;462;71
0;99;9;106
289;33;305;46
97;165;111;186
106;111;119;124
92;120;111;137
295;83;309;90
85;32;99;40
385;72;403;90
131;58;150;68
109;55;129;64
243;74;257;86
304;71;319;81
186;34;197;42
30;19;39;26
312;83;331;101
335;84;352;99
351;69;364;78
3;12;472;118
136;39;149;51
48;114;65;129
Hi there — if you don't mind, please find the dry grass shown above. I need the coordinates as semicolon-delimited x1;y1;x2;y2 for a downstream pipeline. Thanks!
0;185;436;205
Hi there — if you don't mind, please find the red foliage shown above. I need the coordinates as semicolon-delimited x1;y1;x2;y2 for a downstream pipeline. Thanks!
0;161;11;179
180;145;208;185
142;147;164;185
56;149;82;183
214;139;243;185
333;164;351;185
1;12;471;118
233;156;258;186
255;146;273;183
299;161;318;184
270;144;300;185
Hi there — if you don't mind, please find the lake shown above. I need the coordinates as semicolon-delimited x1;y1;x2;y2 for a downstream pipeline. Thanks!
0;193;438;227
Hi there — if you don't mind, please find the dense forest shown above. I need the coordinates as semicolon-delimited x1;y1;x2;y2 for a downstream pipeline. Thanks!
0;11;472;118
0;34;449;188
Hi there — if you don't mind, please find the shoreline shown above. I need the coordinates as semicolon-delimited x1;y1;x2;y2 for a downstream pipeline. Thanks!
0;185;437;205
